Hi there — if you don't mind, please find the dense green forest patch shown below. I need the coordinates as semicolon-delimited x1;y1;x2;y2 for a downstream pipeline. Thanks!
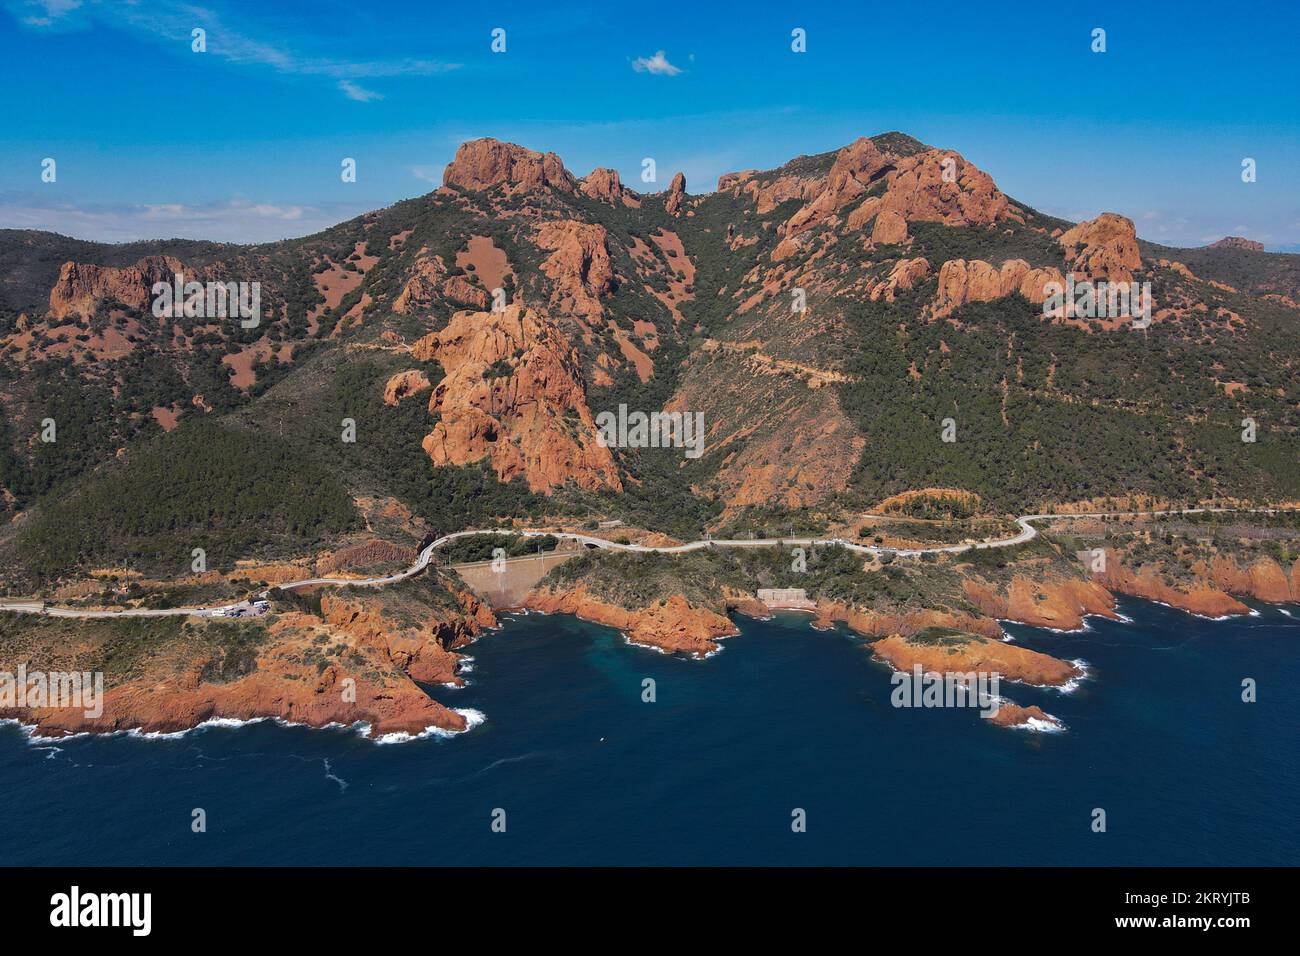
6;419;358;587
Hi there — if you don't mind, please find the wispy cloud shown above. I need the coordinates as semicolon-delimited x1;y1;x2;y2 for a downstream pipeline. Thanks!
632;50;681;76
338;80;382;102
409;165;442;184
5;0;458;97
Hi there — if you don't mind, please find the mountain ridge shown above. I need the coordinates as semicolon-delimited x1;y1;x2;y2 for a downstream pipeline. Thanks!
1;130;1297;588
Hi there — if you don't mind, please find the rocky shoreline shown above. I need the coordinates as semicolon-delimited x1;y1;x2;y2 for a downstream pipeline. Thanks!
3;536;1297;740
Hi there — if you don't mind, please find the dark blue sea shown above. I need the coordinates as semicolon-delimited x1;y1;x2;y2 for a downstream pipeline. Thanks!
2;598;1297;866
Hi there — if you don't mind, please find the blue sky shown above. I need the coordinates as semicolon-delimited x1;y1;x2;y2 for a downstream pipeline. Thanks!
2;0;1297;248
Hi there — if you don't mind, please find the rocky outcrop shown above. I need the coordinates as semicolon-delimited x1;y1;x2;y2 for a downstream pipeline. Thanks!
48;255;182;320
536;220;616;319
778;139;1018;240
717;168;823;215
869;632;1082;687
813;601;1003;641
870;209;909;245
988;702;1064;731
392;255;444;314
526;585;737;657
382;369;432;406
962;575;1117;631
1209;554;1300;603
929;258;1064;320
1058;212;1142;283
320;590;492;686
394;257;492;315
580;167;639;207
442;137;576;194
873;149;1015;227
442;275;491;309
1094;554;1249;618
411;304;622;493
1207;236;1264;252
664;172;687;217
787;137;891;234
868;257;931;301
8;666;470;739
925;215;1145;321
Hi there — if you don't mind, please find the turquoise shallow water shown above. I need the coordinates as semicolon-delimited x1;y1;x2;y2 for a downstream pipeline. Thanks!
1;597;1296;866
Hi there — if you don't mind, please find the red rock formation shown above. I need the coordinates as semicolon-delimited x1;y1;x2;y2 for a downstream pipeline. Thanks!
876;150;1016;227
777;140;1017;240
928;258;1065;320
787;137;891;234
48;255;182;320
1058;212;1142;283
869;257;930;301
442;275;491;309
382;369;432;406
1208;554;1300;603
536;220;616;319
442;137;576;194
664;171;687;217
813;601;1003;640
319;590;491;686
394;256;493;314
5;588;499;739
526;585;737;657
717;168;823;215
411;304;622;493
8;667;469;739
988;702;1063;730
580;167;640;207
1094;553;1250;618
870;632;1081;687
393;255;444;314
962;575;1118;631
870;209;909;245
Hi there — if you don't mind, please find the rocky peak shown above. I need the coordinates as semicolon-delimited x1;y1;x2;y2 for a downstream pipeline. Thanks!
442;137;577;194
665;171;687;216
1058;212;1142;283
48;255;183;320
784;138;1018;238
1207;236;1265;252
579;167;639;206
785;137;890;234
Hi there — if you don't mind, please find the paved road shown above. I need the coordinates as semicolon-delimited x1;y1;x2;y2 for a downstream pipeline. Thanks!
0;507;1288;619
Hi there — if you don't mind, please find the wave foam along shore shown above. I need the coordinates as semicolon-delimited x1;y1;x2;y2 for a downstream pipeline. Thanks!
5;710;490;746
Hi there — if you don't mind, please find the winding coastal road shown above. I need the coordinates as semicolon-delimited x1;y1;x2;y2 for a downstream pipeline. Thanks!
0;507;1288;620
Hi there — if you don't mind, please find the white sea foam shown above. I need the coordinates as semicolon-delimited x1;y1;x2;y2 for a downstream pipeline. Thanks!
1057;660;1092;694
996;617;1088;635
7;709;487;747
621;632;670;655
1016;715;1066;733
371;708;486;745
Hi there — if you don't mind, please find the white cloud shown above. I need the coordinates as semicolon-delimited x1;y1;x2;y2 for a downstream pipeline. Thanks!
632;50;681;76
409;165;442;184
338;80;382;102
